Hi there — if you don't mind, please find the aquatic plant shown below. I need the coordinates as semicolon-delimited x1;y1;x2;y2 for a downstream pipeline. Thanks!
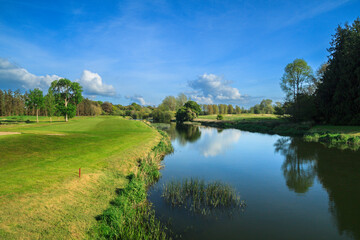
162;178;245;215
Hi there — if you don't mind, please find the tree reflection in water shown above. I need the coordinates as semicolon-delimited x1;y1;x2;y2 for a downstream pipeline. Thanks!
274;137;317;194
165;124;202;146
275;137;360;239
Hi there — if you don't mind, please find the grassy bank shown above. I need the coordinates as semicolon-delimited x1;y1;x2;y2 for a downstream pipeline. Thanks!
92;131;173;239
195;114;310;136
304;125;360;150
0;116;168;239
195;114;360;149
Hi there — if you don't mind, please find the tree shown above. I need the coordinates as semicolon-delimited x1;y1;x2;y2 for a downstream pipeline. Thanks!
176;93;188;110
160;96;176;111
50;78;83;122
280;59;314;102
259;99;274;114
101;102;113;114
184;101;201;116
0;90;4;116
235;105;241;114
175;106;197;123
274;102;285;115
228;104;234;114
44;89;56;122
26;88;44;123
316;18;360;124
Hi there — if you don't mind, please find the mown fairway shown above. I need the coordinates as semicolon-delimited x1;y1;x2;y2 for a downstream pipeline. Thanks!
0;116;161;239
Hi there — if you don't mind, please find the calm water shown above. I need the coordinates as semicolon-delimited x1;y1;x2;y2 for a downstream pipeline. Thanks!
148;124;360;240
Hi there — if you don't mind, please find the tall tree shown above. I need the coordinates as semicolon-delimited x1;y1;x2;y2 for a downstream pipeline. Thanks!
44;89;56;122
50;78;83;122
280;59;314;102
26;88;44;123
0;90;4;116
176;93;188;110
160;96;177;111
316;18;360;124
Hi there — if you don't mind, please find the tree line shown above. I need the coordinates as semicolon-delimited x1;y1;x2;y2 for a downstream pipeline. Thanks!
277;17;360;125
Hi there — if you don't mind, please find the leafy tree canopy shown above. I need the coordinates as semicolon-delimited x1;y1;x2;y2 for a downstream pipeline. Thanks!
50;78;83;122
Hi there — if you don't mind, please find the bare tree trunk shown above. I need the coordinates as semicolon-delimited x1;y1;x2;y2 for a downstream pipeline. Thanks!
36;108;39;123
65;99;68;122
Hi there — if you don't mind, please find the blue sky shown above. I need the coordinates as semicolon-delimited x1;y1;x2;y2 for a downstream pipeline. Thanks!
0;0;359;107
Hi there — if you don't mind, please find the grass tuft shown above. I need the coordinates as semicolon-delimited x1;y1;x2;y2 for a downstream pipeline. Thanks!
162;178;246;215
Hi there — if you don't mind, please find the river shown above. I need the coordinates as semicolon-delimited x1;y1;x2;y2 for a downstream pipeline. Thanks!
148;124;360;240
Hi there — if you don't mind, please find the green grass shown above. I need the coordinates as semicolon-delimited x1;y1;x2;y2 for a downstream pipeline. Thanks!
0;115;65;126
309;125;360;136
197;113;282;122
162;178;245;215
0;116;164;239
93;137;173;240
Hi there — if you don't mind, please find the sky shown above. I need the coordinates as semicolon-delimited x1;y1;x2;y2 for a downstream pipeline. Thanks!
0;0;359;107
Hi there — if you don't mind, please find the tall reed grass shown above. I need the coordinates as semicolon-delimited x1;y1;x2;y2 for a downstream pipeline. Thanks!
162;178;246;215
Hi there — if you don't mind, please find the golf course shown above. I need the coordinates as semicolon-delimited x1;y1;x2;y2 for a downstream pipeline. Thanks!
0;116;167;239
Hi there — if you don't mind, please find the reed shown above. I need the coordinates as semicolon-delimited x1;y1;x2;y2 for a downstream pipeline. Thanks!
162;178;245;215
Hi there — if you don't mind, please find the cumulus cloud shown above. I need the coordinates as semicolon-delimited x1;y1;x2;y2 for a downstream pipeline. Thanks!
0;58;61;90
0;58;116;97
77;70;116;96
125;95;146;105
188;74;242;104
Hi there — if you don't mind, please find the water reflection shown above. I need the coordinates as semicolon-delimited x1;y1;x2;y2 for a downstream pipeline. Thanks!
274;137;317;194
275;137;360;239
196;128;241;157
167;124;241;157
157;124;360;239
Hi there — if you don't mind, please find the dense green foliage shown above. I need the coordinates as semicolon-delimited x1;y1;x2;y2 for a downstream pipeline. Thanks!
217;114;224;120
50;78;83;122
176;106;197;123
316;18;360;125
184;100;202;115
152;109;173;123
249;99;275;114
26;88;44;123
280;59;315;101
175;100;201;123
44;89;56;121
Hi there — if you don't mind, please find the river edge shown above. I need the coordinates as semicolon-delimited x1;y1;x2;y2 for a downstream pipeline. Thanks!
91;122;174;239
193;119;360;151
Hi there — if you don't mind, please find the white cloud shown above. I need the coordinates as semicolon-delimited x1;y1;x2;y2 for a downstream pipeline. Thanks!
0;58;116;97
188;73;242;104
0;58;61;90
77;70;116;96
125;95;146;105
194;128;242;157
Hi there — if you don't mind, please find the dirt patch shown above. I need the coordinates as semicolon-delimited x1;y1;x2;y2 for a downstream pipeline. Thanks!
0;132;21;136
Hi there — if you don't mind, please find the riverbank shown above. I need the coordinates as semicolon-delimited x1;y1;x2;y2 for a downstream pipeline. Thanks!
0;117;171;239
194;114;360;150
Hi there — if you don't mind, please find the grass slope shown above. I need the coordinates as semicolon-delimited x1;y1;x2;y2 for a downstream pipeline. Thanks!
0;116;162;239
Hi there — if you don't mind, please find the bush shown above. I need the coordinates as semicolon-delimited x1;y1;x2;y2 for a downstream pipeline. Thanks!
216;115;224;120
